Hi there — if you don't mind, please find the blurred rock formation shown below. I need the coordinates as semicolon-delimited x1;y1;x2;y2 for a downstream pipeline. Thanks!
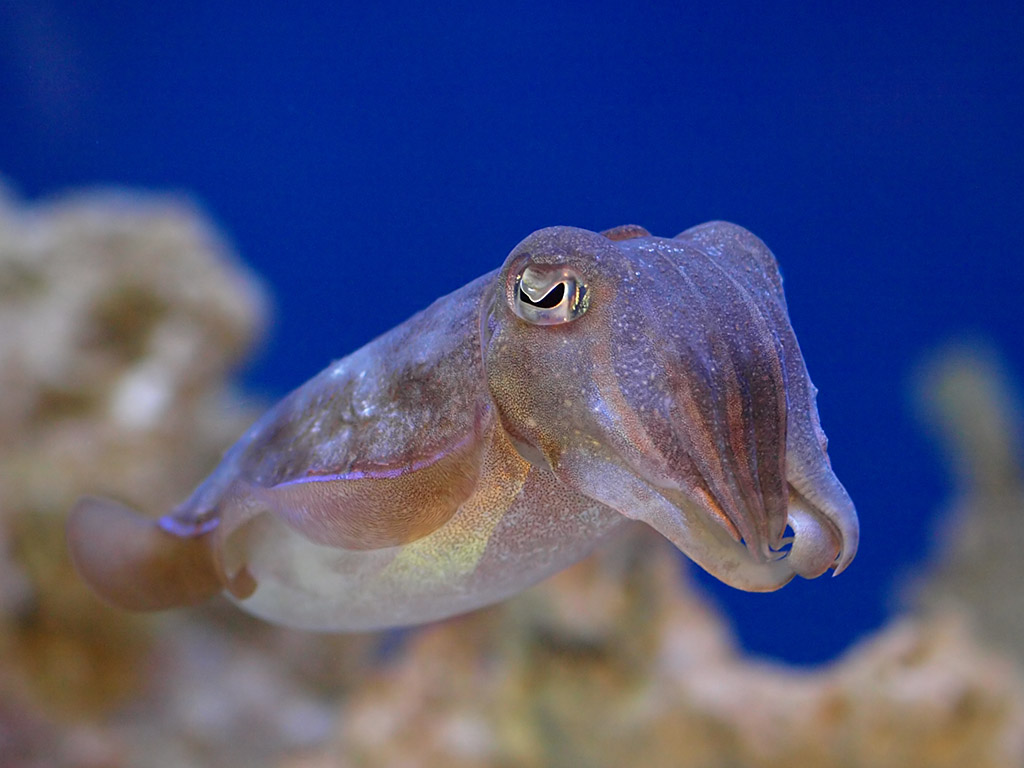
0;185;374;767
307;532;1024;768
911;344;1024;665
1;183;1021;767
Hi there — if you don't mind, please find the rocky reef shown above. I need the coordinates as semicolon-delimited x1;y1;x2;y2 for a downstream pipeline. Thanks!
0;185;375;767
308;535;1023;768
910;344;1024;667
0;183;1021;767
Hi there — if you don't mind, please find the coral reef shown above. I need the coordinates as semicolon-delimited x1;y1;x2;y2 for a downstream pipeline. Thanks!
911;344;1024;665
1;182;1021;766
308;531;1024;768
0;185;374;767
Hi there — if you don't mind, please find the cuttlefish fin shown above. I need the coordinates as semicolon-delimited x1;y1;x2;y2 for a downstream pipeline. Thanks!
66;496;252;611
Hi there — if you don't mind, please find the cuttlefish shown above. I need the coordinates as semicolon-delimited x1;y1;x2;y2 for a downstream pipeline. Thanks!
67;222;858;631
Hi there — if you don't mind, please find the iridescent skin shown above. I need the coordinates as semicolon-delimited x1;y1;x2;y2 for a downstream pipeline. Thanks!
68;222;859;631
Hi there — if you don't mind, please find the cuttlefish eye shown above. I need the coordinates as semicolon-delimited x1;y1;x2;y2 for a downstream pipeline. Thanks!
512;265;588;325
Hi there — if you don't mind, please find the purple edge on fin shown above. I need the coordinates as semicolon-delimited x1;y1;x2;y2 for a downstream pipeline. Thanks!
275;433;477;486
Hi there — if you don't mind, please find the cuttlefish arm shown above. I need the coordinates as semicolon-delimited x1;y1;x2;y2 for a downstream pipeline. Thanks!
482;223;857;591
677;221;859;577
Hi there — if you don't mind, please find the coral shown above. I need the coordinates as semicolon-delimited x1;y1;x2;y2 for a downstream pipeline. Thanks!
910;344;1024;664
1;181;1021;767
309;531;1024;768
0;184;374;767
0;183;265;713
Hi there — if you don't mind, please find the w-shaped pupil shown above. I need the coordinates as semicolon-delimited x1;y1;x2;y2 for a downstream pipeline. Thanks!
520;282;565;309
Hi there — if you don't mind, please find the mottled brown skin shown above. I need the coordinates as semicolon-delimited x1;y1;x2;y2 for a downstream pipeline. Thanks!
67;222;859;631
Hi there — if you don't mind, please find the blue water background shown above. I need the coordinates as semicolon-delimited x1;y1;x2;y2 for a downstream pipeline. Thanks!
2;2;1021;664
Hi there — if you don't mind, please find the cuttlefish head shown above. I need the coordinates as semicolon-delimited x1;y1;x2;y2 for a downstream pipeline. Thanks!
481;223;858;591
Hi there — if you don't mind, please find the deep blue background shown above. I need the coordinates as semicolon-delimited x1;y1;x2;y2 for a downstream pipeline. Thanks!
3;2;1022;664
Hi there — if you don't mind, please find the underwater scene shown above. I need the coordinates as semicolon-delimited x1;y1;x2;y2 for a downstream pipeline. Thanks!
0;3;1022;766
